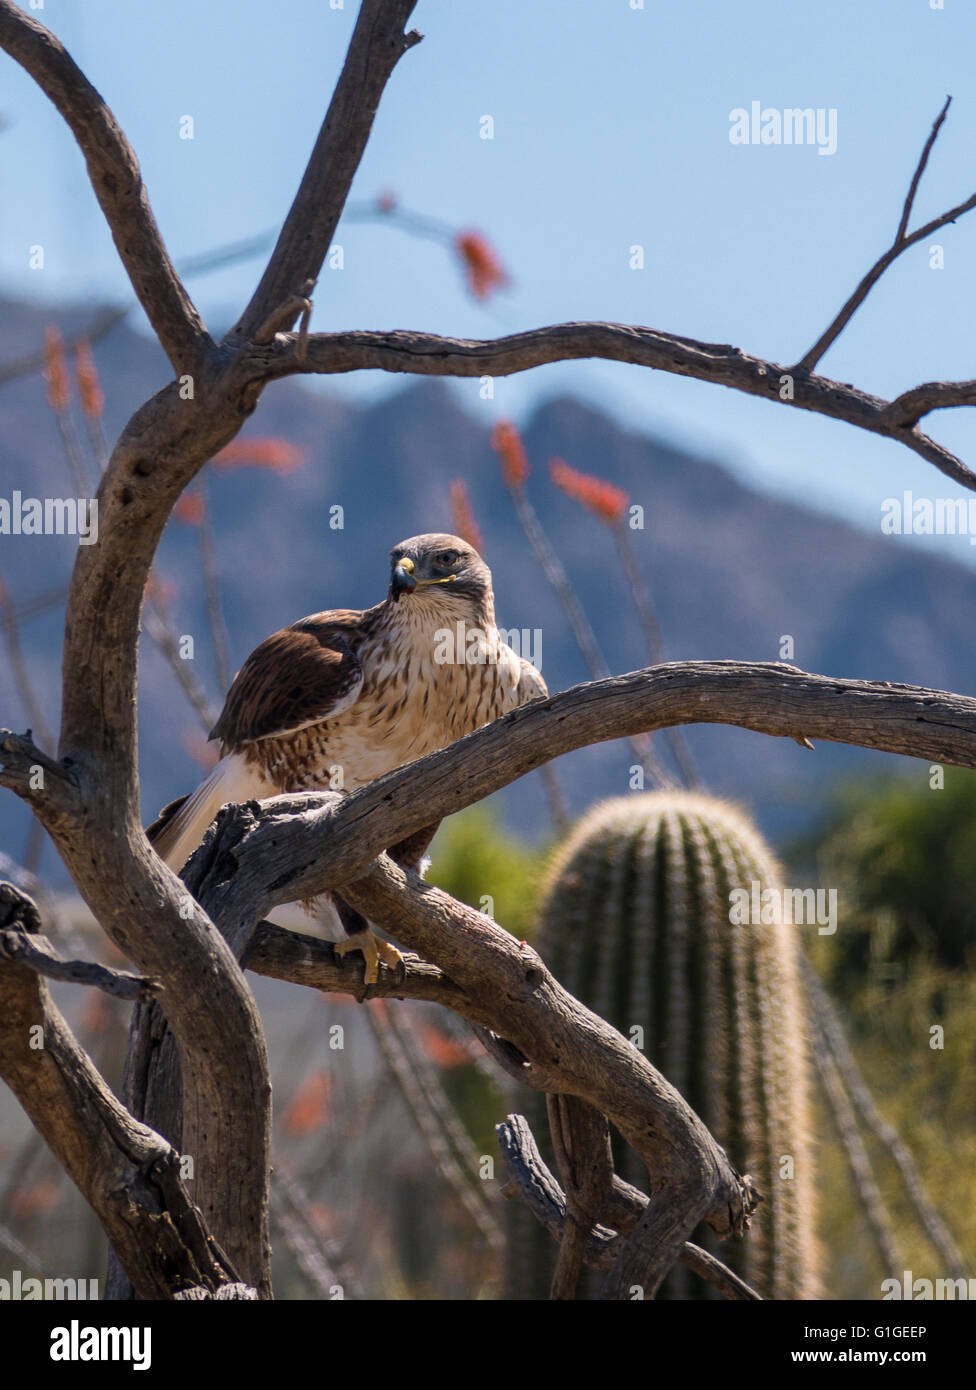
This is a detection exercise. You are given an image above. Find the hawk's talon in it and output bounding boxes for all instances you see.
[334,929,405,987]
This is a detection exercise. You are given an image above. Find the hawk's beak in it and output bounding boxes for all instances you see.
[391,558,417,600]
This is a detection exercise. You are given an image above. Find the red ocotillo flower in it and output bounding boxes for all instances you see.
[213,437,306,474]
[455,230,509,301]
[549,456,628,526]
[43,325,71,413]
[73,337,104,421]
[418,1023,476,1069]
[173,490,205,525]
[10,1182,61,1218]
[490,420,530,488]
[449,478,484,554]
[81,990,113,1036]
[282,1071,332,1136]
[144,574,178,606]
[181,727,220,771]
[376,188,397,214]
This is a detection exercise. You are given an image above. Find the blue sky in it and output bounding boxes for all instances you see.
[3,0,976,561]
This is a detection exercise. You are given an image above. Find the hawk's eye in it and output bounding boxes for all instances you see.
[434,549,460,567]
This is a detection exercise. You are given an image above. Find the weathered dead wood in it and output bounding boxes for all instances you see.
[184,662,976,935]
[546,1096,614,1299]
[2,0,975,1304]
[0,885,247,1299]
[496,1114,761,1301]
[259,323,976,491]
[0,0,424,1299]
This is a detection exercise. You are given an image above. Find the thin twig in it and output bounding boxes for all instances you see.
[797,97,974,372]
[539,762,570,834]
[546,1095,613,1299]
[52,403,94,493]
[269,1163,365,1300]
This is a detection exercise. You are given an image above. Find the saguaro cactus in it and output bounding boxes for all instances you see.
[511,791,818,1299]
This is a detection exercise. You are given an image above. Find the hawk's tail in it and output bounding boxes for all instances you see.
[147,752,276,871]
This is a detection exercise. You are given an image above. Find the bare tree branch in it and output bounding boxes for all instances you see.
[797,97,971,373]
[335,857,762,1287]
[496,1114,762,1300]
[0,884,251,1299]
[885,379,976,428]
[896,97,951,243]
[0,925,158,1001]
[243,918,470,1010]
[231,0,422,343]
[0,1,210,372]
[546,1095,613,1299]
[263,324,976,492]
[0,3,438,1296]
[181,663,976,936]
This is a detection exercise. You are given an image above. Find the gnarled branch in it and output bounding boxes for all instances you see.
[261,323,976,492]
[496,1114,761,1300]
[185,662,976,936]
[797,97,973,373]
[0,884,247,1299]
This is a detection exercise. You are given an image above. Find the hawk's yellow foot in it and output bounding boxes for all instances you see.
[334,929,405,985]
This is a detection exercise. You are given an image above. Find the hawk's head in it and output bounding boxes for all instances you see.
[389,533,492,613]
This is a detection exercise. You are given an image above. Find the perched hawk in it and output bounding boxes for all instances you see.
[148,533,547,980]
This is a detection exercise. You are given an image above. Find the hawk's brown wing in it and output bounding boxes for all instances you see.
[209,609,369,750]
[145,793,190,845]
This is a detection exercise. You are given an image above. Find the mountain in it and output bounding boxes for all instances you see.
[2,294,975,886]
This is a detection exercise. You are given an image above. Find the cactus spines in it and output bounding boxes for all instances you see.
[525,791,818,1300]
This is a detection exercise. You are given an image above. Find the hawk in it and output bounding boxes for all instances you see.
[148,533,547,981]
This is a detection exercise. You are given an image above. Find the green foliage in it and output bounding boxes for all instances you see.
[808,961,976,1298]
[426,804,548,943]
[785,768,976,1297]
[793,767,976,996]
